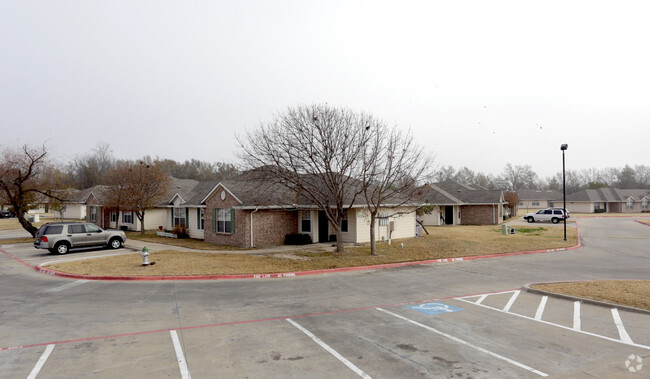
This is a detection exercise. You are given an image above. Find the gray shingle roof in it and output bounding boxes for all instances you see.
[517,189,563,201]
[566,188,650,202]
[417,180,504,205]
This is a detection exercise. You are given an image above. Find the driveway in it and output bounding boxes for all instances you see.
[0,217,648,378]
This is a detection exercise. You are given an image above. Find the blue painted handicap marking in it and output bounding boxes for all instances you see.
[406,302,463,315]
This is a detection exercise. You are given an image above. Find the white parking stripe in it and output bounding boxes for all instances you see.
[573,302,581,331]
[286,318,371,379]
[534,296,548,321]
[611,309,634,344]
[170,330,191,379]
[377,308,548,377]
[476,294,488,304]
[502,290,520,312]
[27,344,55,379]
[45,280,88,293]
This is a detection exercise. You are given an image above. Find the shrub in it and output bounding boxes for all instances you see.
[172,225,189,239]
[285,233,313,245]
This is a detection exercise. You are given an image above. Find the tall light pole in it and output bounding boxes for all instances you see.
[560,144,568,241]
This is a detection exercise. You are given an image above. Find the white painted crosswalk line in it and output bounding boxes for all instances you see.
[573,301,581,331]
[534,296,548,321]
[611,308,634,344]
[502,290,520,312]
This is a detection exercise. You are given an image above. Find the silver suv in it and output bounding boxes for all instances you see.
[524,208,569,224]
[34,222,127,254]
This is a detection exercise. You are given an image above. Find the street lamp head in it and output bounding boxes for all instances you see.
[560,144,568,151]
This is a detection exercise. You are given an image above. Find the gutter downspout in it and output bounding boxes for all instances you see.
[250,208,259,248]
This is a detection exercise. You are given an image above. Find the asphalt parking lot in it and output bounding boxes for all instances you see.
[1,217,649,378]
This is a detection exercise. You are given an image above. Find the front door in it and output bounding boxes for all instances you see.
[445,206,454,225]
[318,211,329,242]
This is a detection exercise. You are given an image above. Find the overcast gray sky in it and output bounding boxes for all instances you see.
[1,1,648,179]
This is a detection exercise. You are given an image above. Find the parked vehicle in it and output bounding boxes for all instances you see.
[524,208,569,224]
[34,222,126,254]
[550,207,570,219]
[0,210,13,218]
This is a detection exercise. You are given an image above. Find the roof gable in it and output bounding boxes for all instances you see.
[202,182,244,205]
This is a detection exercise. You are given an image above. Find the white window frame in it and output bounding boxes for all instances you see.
[301,211,311,233]
[110,211,117,223]
[198,208,205,230]
[90,206,97,222]
[174,207,186,227]
[626,198,634,210]
[217,208,232,234]
[341,211,349,233]
[378,213,389,226]
[123,211,134,224]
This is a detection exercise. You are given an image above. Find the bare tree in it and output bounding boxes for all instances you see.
[104,159,172,235]
[434,165,456,182]
[238,104,374,252]
[453,166,477,185]
[361,126,433,255]
[500,163,538,190]
[0,144,67,236]
[635,165,650,189]
[65,142,115,188]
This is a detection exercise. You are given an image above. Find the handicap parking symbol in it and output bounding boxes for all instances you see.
[406,302,463,316]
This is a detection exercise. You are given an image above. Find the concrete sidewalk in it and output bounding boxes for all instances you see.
[0,229,32,239]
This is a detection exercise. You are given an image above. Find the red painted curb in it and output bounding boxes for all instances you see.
[3,223,582,282]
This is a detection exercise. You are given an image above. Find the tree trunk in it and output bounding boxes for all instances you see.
[137,211,146,235]
[335,228,344,252]
[17,210,38,237]
[369,214,377,255]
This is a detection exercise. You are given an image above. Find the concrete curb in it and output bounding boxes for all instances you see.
[4,223,583,281]
[524,281,650,315]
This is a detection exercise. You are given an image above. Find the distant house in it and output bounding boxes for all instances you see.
[84,179,198,233]
[52,188,93,220]
[517,189,562,211]
[416,180,505,226]
[565,188,650,213]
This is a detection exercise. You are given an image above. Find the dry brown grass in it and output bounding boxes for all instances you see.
[636,219,650,226]
[0,218,48,231]
[532,280,650,311]
[47,225,577,276]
